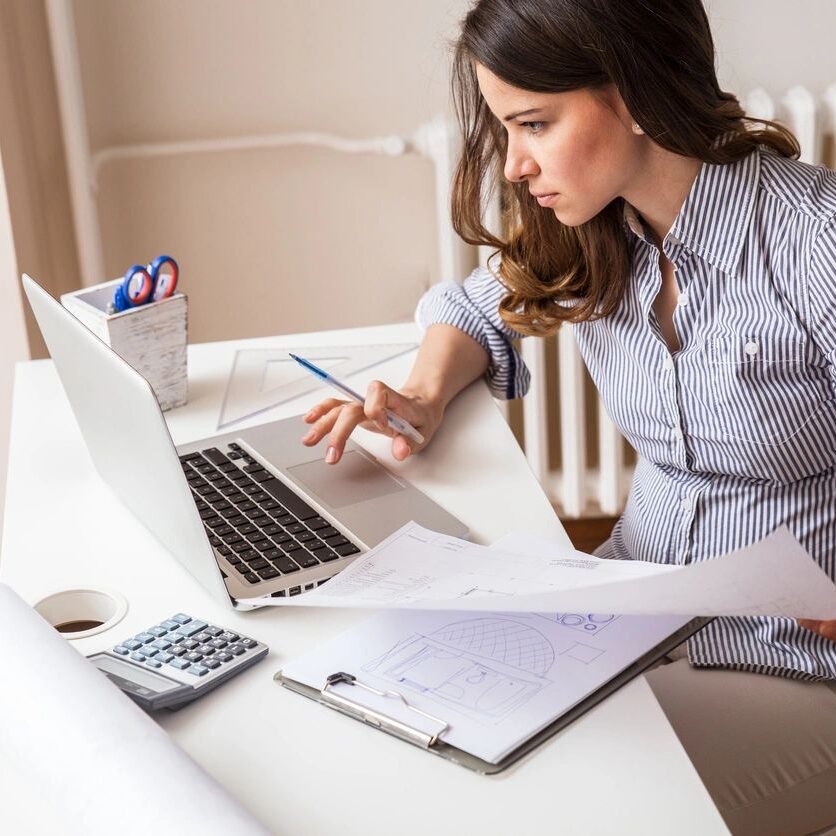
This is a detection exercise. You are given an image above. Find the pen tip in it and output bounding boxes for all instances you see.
[288,353,298,361]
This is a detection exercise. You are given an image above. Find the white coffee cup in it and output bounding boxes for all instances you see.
[33,588,128,639]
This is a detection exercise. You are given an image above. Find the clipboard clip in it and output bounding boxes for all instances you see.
[321,672,450,749]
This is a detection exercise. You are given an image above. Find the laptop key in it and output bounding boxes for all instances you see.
[241,483,262,495]
[260,478,319,521]
[250,471,274,484]
[251,539,273,553]
[307,516,330,530]
[243,572,260,584]
[318,526,340,539]
[272,556,300,574]
[285,523,306,535]
[248,558,269,571]
[258,567,279,580]
[317,548,340,562]
[227,514,246,526]
[261,499,281,511]
[237,501,257,513]
[261,523,282,536]
[238,523,258,536]
[239,549,259,562]
[334,542,362,557]
[296,530,316,542]
[294,551,320,569]
[231,541,252,553]
[271,532,292,545]
[235,563,251,575]
[324,535,350,548]
[202,448,231,466]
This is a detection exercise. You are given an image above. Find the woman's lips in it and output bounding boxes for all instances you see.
[533,193,559,207]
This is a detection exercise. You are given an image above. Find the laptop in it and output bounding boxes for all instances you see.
[21,274,468,609]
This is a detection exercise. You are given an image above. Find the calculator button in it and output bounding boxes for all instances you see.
[160,620,180,631]
[220,631,239,642]
[181,639,199,650]
[188,665,209,677]
[168,645,187,657]
[239,638,257,649]
[135,632,155,644]
[130,652,145,662]
[194,632,211,643]
[151,639,172,651]
[156,652,174,664]
[149,626,168,637]
[184,651,204,663]
[210,639,228,650]
[113,646,129,655]
[196,644,215,656]
[214,652,233,663]
[204,626,223,637]
[142,647,159,658]
[203,659,221,670]
[123,639,142,650]
[169,658,191,670]
[176,620,207,638]
[227,643,246,656]
[165,632,183,644]
[145,659,162,669]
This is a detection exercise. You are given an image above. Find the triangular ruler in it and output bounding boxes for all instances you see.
[218,343,418,429]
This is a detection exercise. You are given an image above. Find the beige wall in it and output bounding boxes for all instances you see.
[72,0,472,343]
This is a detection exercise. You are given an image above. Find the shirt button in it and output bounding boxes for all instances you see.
[680,497,693,512]
[678,291,690,306]
[673,424,684,440]
[663,356,674,371]
[744,340,759,356]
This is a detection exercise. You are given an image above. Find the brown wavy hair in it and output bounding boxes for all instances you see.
[451,0,800,336]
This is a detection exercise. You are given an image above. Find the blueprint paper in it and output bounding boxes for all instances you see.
[280,607,693,764]
[0,584,269,836]
[243,522,836,619]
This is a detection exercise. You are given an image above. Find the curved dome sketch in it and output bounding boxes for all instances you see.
[430,618,554,676]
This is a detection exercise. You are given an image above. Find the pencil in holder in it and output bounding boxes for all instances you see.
[60,278,188,411]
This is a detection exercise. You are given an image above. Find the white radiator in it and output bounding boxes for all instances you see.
[504,84,836,518]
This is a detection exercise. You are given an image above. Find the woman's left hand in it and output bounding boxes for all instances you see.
[797,619,836,642]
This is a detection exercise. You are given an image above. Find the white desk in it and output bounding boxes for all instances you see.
[0,323,727,835]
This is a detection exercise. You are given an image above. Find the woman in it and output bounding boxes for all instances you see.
[301,2,836,831]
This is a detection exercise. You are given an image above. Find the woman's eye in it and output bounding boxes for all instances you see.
[520,121,546,134]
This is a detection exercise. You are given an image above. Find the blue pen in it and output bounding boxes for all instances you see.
[289,353,425,445]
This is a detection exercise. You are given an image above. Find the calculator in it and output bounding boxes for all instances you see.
[87,612,268,711]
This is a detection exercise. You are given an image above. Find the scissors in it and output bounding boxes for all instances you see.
[108,254,179,313]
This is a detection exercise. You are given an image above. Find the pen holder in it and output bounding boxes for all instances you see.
[61,278,188,411]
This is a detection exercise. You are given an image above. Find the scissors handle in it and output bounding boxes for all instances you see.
[109,255,179,313]
[148,254,179,301]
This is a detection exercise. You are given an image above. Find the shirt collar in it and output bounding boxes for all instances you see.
[622,147,761,276]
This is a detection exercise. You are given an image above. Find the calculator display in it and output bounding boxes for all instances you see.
[90,653,182,697]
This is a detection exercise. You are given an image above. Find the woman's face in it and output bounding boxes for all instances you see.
[476,64,645,226]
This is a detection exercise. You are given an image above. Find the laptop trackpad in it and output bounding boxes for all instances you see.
[286,450,404,509]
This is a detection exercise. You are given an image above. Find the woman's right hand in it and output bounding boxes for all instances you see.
[300,380,444,464]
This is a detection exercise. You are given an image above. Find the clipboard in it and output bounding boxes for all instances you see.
[275,616,712,774]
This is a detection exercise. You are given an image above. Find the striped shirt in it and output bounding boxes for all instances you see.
[416,145,836,680]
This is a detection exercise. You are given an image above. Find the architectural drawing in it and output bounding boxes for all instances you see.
[536,612,619,635]
[363,617,555,723]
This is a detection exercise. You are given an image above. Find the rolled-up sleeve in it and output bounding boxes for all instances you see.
[415,267,530,399]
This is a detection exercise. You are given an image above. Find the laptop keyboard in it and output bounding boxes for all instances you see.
[179,442,362,592]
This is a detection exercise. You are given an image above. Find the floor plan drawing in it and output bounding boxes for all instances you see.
[535,612,619,635]
[363,617,555,723]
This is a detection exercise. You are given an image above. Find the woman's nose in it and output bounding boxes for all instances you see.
[504,145,539,183]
